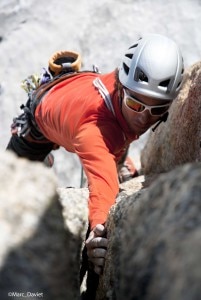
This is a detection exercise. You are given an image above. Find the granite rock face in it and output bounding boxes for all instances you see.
[0,151,88,300]
[1,153,201,300]
[141,61,201,175]
[96,163,201,300]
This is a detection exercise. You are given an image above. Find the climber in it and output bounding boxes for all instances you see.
[6,33,184,275]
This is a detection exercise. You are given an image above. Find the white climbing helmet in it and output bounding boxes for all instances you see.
[119,34,184,100]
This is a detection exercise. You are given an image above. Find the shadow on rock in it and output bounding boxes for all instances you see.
[0,199,82,300]
[96,163,201,300]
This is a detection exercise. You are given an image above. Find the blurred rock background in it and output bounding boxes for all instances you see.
[1,148,200,299]
[0,151,89,300]
[0,0,201,187]
[141,61,201,173]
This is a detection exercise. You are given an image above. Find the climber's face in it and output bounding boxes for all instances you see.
[121,88,171,135]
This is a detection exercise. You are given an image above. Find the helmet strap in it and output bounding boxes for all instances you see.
[152,111,169,132]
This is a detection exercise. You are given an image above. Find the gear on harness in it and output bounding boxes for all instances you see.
[48,50,82,77]
[10,50,101,145]
[7,49,102,168]
[11,71,51,142]
[11,50,84,141]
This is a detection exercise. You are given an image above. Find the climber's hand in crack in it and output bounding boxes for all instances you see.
[86,224,108,275]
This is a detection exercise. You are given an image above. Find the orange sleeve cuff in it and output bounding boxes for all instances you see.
[88,190,118,230]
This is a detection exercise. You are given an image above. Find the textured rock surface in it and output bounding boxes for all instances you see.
[1,153,201,300]
[96,163,201,300]
[58,187,88,237]
[96,176,147,300]
[58,186,89,296]
[0,151,88,300]
[141,62,201,174]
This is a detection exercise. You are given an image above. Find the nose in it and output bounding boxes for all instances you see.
[137,109,152,124]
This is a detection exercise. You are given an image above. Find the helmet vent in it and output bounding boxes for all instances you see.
[159,79,170,87]
[134,68,148,83]
[128,43,138,49]
[139,71,148,82]
[123,62,129,75]
[181,57,184,74]
[176,81,182,89]
[125,53,133,60]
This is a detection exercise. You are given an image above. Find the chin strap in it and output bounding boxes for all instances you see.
[152,111,169,132]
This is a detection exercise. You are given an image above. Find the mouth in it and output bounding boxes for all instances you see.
[132,121,151,131]
[129,120,155,135]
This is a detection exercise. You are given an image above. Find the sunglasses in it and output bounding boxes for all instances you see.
[123,89,170,116]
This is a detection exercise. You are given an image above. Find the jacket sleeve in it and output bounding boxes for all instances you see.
[73,121,125,229]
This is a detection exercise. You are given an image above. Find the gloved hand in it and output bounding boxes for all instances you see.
[85,224,108,275]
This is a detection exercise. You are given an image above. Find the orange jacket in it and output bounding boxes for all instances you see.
[35,71,138,229]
